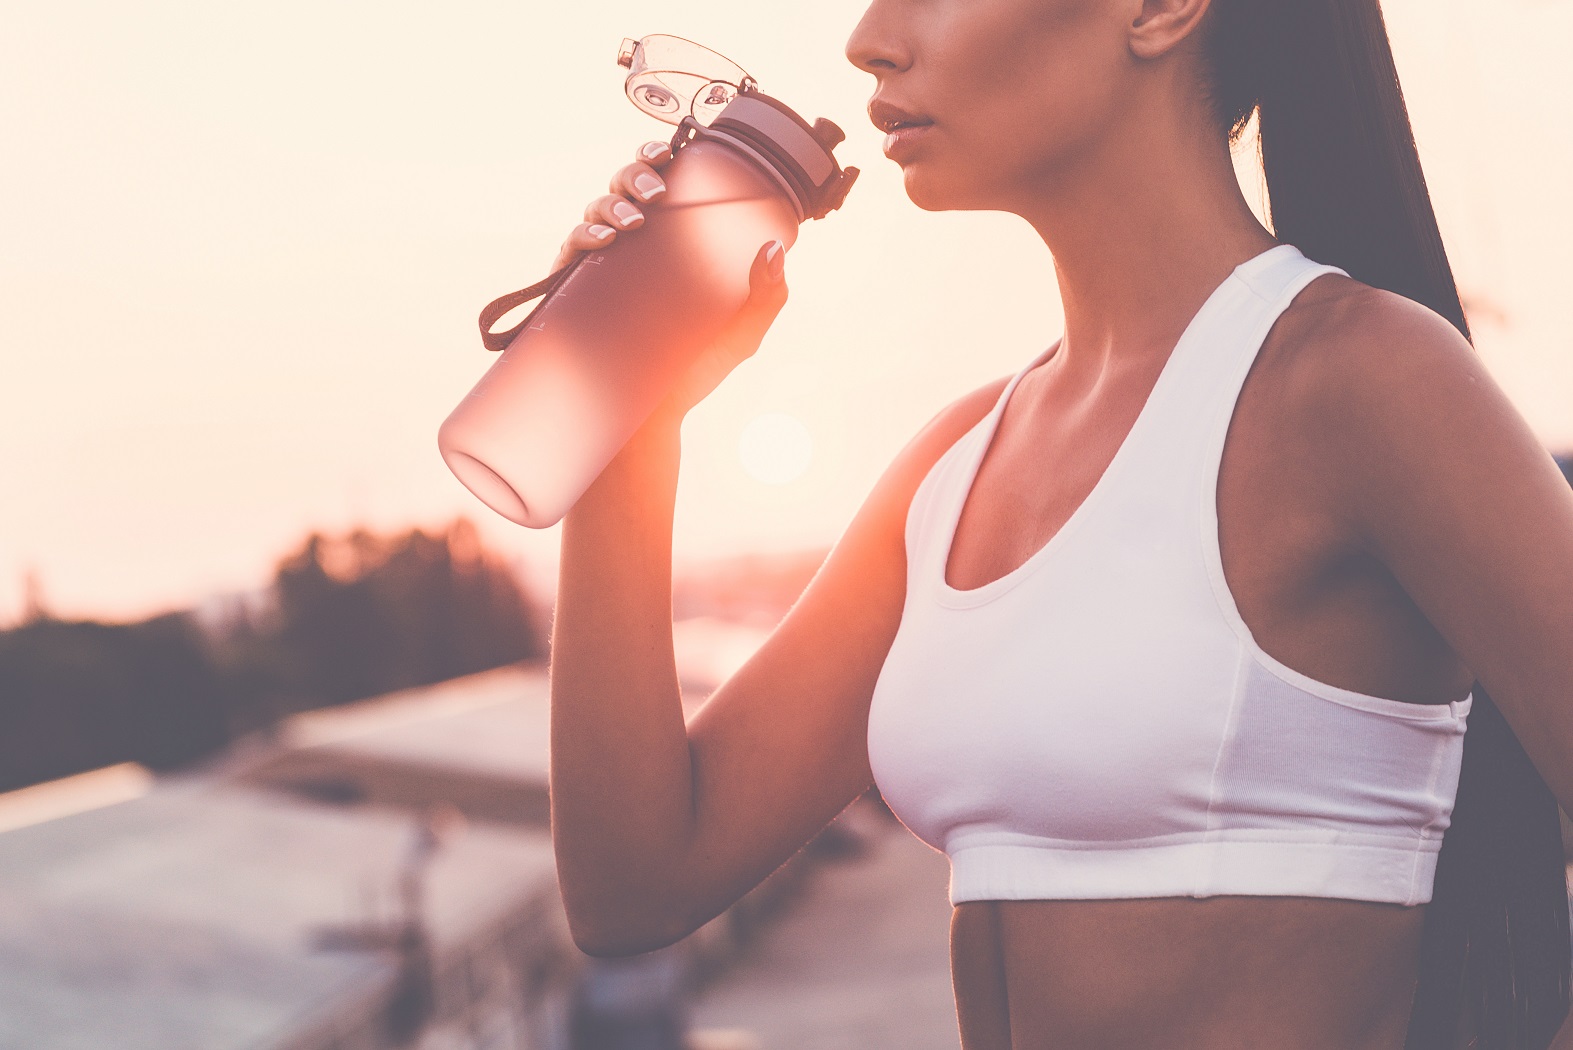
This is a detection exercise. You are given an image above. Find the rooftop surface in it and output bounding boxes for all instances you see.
[0,779,559,1050]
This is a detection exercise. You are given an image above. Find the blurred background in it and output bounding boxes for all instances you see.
[2,0,1570,1048]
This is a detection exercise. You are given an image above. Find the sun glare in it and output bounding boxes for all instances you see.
[738,412,813,486]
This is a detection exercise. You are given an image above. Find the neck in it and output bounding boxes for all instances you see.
[1016,103,1279,370]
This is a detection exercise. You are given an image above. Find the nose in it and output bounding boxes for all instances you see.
[844,2,910,75]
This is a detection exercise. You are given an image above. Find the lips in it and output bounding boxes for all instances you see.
[869,98,935,135]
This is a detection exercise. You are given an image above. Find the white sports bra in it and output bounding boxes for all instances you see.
[866,243,1472,908]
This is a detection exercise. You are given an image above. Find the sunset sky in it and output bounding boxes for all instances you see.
[4,0,1570,624]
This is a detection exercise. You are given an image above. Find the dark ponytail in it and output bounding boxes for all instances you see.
[1200,2,1572,1047]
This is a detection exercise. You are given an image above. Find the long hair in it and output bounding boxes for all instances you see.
[1199,2,1572,1046]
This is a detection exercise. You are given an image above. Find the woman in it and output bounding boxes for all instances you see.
[545,0,1573,1046]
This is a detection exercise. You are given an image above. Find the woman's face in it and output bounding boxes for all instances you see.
[844,0,1148,212]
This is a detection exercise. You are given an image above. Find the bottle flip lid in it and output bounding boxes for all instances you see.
[618,34,859,221]
[476,35,858,355]
[617,34,756,126]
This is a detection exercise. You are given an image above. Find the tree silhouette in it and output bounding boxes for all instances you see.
[0,613,229,792]
[263,518,543,708]
[0,517,545,792]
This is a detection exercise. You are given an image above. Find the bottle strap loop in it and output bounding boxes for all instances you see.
[477,262,575,352]
[477,121,698,353]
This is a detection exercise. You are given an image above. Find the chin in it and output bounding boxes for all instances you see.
[901,167,998,213]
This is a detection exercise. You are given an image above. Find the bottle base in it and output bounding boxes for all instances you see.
[441,449,549,528]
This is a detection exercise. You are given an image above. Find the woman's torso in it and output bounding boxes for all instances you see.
[871,246,1474,1048]
[950,895,1425,1049]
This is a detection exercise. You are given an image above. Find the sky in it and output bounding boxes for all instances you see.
[3,0,1570,624]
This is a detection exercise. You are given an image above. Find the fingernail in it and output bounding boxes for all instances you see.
[640,141,667,161]
[588,224,615,239]
[766,240,785,280]
[633,173,666,200]
[612,200,643,226]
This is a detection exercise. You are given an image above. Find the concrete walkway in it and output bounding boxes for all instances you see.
[688,810,962,1050]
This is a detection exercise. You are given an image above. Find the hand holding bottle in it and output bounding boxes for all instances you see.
[438,35,854,529]
[552,139,791,431]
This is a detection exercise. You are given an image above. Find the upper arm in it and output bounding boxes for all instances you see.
[1300,289,1573,813]
[678,375,1010,930]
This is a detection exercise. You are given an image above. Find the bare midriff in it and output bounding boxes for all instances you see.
[949,895,1427,1050]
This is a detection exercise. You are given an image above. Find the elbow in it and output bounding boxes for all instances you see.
[567,906,695,959]
[555,829,704,956]
[562,885,698,958]
[570,921,689,959]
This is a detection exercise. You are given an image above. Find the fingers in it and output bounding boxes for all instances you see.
[635,139,673,168]
[552,141,674,271]
[553,192,643,270]
[606,142,671,203]
[585,144,670,230]
[581,192,649,231]
[552,221,617,271]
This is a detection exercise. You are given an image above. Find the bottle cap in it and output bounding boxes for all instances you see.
[617,35,859,222]
[617,34,756,127]
[683,91,859,222]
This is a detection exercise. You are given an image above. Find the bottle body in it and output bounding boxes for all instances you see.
[439,138,800,528]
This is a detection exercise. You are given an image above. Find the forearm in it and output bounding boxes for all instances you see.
[548,417,698,955]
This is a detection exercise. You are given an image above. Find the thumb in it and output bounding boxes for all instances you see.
[764,238,787,281]
[751,239,787,290]
[738,239,789,325]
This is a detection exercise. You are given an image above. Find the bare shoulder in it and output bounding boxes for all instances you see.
[1270,277,1504,476]
[1270,274,1484,428]
[906,374,1012,464]
[861,373,1012,537]
[1267,273,1569,561]
[890,375,1011,480]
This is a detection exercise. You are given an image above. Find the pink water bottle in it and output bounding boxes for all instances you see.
[438,34,859,528]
